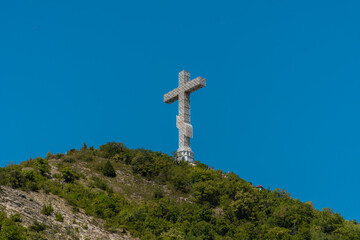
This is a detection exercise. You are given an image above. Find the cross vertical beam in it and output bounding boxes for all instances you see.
[164,70,206,162]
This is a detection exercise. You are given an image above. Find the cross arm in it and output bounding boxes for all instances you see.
[184,77,206,93]
[164,88,179,103]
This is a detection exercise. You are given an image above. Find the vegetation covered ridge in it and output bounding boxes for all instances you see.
[0,142,359,240]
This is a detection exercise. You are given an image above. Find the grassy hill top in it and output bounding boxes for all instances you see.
[0,142,359,240]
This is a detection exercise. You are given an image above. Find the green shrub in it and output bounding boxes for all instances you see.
[90,176,108,191]
[153,187,164,199]
[55,212,64,222]
[28,182,39,192]
[41,204,53,216]
[33,158,50,176]
[99,142,126,158]
[22,169,35,181]
[60,167,77,183]
[160,228,185,240]
[54,153,65,159]
[131,151,157,178]
[67,149,77,155]
[0,220,26,240]
[63,156,75,163]
[45,152,54,160]
[9,169,24,188]
[29,221,46,232]
[169,166,190,193]
[10,213,21,222]
[77,151,94,162]
[192,180,220,207]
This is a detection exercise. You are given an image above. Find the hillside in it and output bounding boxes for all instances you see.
[0,142,359,240]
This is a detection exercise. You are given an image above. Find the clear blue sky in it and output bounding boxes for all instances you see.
[1,1,360,221]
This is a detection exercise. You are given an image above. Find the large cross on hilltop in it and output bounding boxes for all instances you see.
[164,70,206,162]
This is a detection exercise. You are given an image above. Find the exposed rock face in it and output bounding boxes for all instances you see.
[0,186,135,240]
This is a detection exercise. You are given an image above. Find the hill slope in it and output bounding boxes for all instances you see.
[0,142,359,240]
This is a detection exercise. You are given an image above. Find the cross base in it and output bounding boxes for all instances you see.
[176,150,194,163]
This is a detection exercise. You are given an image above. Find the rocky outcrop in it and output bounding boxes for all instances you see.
[0,186,135,240]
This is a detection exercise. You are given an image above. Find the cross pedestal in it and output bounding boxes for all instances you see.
[164,70,206,162]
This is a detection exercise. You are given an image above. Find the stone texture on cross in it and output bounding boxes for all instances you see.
[164,70,206,162]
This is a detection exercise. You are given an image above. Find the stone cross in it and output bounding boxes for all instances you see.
[164,70,206,162]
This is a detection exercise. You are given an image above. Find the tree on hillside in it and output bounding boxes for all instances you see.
[99,142,126,158]
[102,160,116,178]
[60,167,77,183]
[81,142,88,150]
